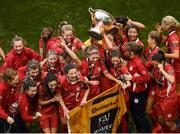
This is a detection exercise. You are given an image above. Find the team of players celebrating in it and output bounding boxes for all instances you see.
[0,14,180,133]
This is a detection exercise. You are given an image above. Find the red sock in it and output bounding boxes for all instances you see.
[61,124,68,133]
[120,115,128,133]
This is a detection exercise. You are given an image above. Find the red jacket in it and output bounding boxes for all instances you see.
[42,37,64,55]
[40,36,84,55]
[127,55,150,92]
[2,47,42,71]
[18,66,47,83]
[0,82,17,120]
[42,60,64,79]
[16,91,38,122]
[38,85,59,117]
[70,37,84,51]
[110,65,129,80]
[18,66,27,81]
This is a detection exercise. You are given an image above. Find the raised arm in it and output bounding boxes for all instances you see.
[59,40,82,67]
[127,18,145,29]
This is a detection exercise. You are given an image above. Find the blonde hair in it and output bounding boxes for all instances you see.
[3,68,17,81]
[148,31,162,45]
[58,21,73,35]
[162,15,179,28]
[11,35,27,47]
[176,23,180,37]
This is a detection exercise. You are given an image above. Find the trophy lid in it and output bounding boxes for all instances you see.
[89,7,115,25]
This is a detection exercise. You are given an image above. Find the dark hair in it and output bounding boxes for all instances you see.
[84,45,99,58]
[152,50,166,63]
[110,50,121,58]
[126,42,143,55]
[148,31,162,45]
[64,63,77,74]
[126,25,139,39]
[26,59,41,80]
[115,16,128,25]
[59,51,69,59]
[22,77,36,91]
[40,27,53,41]
[27,59,41,73]
[44,72,57,97]
[3,68,17,81]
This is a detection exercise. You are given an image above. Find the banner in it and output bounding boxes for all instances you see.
[69,84,127,133]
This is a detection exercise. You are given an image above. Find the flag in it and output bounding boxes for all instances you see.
[68,84,127,133]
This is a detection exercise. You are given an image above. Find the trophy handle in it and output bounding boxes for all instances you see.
[88,7,95,14]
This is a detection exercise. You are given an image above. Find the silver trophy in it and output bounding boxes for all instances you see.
[88,7,116,40]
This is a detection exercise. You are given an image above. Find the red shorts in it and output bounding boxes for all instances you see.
[156,98,178,121]
[100,76,113,93]
[39,115,59,129]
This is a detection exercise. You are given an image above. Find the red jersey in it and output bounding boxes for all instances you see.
[110,65,129,81]
[59,74,87,110]
[80,59,107,81]
[109,65,129,88]
[144,46,160,70]
[152,63,177,101]
[18,65,47,82]
[42,60,64,79]
[18,66,27,81]
[45,37,64,55]
[80,59,108,98]
[2,47,42,71]
[42,36,84,55]
[121,38,144,59]
[127,55,150,92]
[122,31,128,44]
[38,85,59,117]
[0,82,18,120]
[16,91,38,122]
[166,31,180,82]
[70,37,84,51]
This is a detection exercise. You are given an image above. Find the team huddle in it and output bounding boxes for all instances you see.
[0,14,179,133]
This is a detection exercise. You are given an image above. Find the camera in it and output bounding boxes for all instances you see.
[11,102,18,109]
